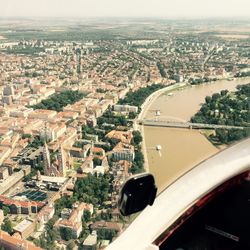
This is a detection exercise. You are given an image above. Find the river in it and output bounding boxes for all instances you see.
[143,77,250,193]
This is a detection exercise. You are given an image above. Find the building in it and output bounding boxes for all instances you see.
[91,147,105,159]
[3,85,15,96]
[28,109,57,121]
[55,202,93,238]
[112,160,132,207]
[57,146,66,177]
[21,147,43,168]
[37,204,55,227]
[43,144,66,177]
[111,142,135,162]
[0,196,44,215]
[2,95,13,105]
[99,240,111,249]
[82,231,97,250]
[2,85,15,105]
[61,208,72,219]
[0,167,9,180]
[9,107,33,118]
[40,122,66,142]
[113,104,138,113]
[105,130,133,145]
[86,116,97,128]
[43,143,51,176]
[85,133,98,142]
[77,156,94,175]
[0,230,42,250]
[0,166,31,195]
[101,156,110,172]
[173,74,184,83]
[57,111,79,120]
[0,210,4,226]
[90,221,122,235]
[93,165,105,175]
[0,146,12,165]
[13,219,35,239]
[69,147,86,158]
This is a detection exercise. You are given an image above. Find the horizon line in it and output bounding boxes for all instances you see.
[0,15,250,20]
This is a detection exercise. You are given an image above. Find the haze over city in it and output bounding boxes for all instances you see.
[1,0,250,18]
[0,0,250,249]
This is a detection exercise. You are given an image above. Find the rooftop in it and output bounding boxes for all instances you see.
[14,219,33,233]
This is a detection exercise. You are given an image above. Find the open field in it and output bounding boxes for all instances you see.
[214,34,250,40]
[214,26,250,33]
[0,35,6,40]
[48,29,66,32]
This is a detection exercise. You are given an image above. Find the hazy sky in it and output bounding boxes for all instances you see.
[1,0,250,18]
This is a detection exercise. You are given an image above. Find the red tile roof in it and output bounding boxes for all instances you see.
[0,230,42,250]
[0,195,45,209]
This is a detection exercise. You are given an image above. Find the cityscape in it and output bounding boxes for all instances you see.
[0,11,249,250]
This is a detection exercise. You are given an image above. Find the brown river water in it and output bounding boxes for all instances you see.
[143,77,250,192]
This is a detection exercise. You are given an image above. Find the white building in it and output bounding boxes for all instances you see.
[113,104,138,113]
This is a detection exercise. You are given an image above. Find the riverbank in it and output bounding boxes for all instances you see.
[136,82,187,173]
[141,77,250,192]
[137,82,187,121]
[191,83,250,146]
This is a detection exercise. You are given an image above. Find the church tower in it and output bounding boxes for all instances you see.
[43,143,51,176]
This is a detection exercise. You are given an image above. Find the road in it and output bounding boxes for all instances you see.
[141,119,245,130]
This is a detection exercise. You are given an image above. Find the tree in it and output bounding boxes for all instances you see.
[128,112,137,119]
[157,62,167,78]
[1,218,13,235]
[215,129,228,144]
[134,151,144,166]
[192,84,250,145]
[31,90,87,112]
[66,240,76,250]
[97,228,117,241]
[93,157,102,167]
[74,173,112,207]
[228,129,245,142]
[212,93,221,102]
[118,116,127,126]
[35,232,49,249]
[220,90,228,96]
[2,205,10,216]
[60,227,76,241]
[132,131,142,145]
[55,197,74,216]
[22,134,32,139]
[118,84,164,107]
[83,210,91,223]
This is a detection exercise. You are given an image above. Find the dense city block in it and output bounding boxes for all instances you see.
[0,18,249,249]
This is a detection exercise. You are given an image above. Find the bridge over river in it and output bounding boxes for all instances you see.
[139,119,246,130]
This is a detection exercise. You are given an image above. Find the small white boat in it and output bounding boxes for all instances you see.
[155,110,161,116]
